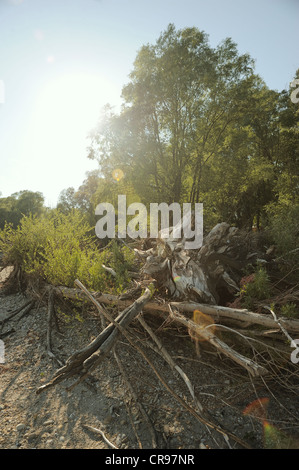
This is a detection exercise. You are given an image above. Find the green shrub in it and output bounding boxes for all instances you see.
[239,266,272,309]
[280,303,298,319]
[0,210,135,293]
[265,203,299,260]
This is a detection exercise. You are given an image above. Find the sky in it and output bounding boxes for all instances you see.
[0,0,298,208]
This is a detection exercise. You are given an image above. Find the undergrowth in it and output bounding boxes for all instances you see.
[0,210,135,293]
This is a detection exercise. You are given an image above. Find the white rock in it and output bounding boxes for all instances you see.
[16,423,25,432]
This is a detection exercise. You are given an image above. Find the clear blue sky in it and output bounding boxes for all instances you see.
[0,0,298,207]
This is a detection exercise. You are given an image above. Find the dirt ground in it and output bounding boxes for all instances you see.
[1,265,299,450]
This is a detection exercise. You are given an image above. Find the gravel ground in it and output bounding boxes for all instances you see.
[1,265,299,450]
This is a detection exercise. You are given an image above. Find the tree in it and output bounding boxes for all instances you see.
[87,25,298,231]
[0,190,45,229]
[88,25,258,209]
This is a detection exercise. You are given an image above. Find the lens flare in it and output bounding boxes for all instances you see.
[243,398,299,448]
[112,168,124,182]
[243,397,269,421]
[47,55,55,64]
[263,420,298,449]
[173,275,181,283]
[189,310,216,342]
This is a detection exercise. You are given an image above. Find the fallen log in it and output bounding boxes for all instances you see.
[53,286,299,334]
[168,305,269,377]
[141,222,251,304]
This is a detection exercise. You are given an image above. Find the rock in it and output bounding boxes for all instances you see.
[27,432,39,443]
[16,423,25,432]
[43,419,54,426]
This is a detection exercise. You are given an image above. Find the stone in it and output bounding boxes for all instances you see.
[16,423,25,432]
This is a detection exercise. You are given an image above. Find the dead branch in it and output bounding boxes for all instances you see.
[113,347,158,449]
[82,424,118,449]
[74,279,107,330]
[0,300,35,327]
[39,282,251,448]
[102,264,117,277]
[36,285,153,394]
[53,286,299,335]
[169,302,299,334]
[168,305,269,377]
[138,314,204,413]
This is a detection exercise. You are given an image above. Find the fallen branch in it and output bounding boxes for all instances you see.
[168,305,269,378]
[82,424,118,449]
[53,286,299,334]
[74,279,107,330]
[169,302,299,334]
[36,284,152,394]
[41,283,251,448]
[138,314,204,413]
[113,347,158,449]
[0,300,35,326]
[102,264,117,278]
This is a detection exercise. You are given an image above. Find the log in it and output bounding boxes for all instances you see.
[168,306,269,377]
[141,222,249,304]
[53,287,299,334]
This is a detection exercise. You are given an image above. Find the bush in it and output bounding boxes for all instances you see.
[280,303,298,319]
[0,210,135,292]
[265,203,299,261]
[239,266,272,310]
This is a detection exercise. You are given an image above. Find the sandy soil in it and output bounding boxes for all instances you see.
[1,265,299,450]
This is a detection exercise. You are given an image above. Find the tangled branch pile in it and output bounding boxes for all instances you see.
[1,216,298,449]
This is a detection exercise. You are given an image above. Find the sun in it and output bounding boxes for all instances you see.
[32,72,112,137]
[21,72,117,202]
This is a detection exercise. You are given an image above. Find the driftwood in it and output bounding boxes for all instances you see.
[140,222,249,304]
[168,305,268,377]
[36,285,153,394]
[54,286,299,334]
[49,283,299,379]
[37,281,254,447]
[0,300,35,327]
[82,424,118,449]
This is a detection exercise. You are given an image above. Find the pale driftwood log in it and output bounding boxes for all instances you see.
[141,222,247,304]
[53,286,299,335]
[169,302,299,334]
[48,284,251,448]
[168,305,269,377]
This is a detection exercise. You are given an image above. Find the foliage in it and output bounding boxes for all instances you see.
[0,190,45,229]
[87,25,298,234]
[280,303,298,319]
[0,210,135,292]
[239,267,272,310]
[265,202,299,261]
